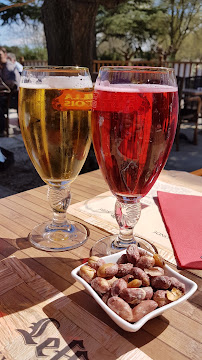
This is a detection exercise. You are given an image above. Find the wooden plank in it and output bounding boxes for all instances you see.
[0,257,152,360]
[0,236,201,360]
[0,170,201,360]
[0,197,50,223]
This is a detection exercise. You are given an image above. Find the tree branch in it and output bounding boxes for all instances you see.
[0,0,36,13]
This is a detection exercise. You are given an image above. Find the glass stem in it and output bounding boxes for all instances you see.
[114,198,141,247]
[47,185,72,229]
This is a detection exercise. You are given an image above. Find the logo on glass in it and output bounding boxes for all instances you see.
[52,90,93,111]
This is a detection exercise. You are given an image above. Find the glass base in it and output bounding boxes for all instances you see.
[29,220,89,252]
[90,234,158,257]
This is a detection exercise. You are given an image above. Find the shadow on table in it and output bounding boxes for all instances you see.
[0,235,198,356]
[178,268,202,308]
[0,236,81,314]
[68,289,169,348]
[43,294,170,359]
[1,236,169,341]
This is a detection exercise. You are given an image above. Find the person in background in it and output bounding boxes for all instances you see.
[19,56,24,67]
[0,47,20,136]
[7,52,23,75]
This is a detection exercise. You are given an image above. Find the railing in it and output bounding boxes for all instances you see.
[165,61,202,78]
[93,59,158,73]
[93,60,202,78]
[22,59,202,79]
[24,60,48,67]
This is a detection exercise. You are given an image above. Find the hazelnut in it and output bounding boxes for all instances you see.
[88,256,105,270]
[79,265,96,283]
[127,279,142,288]
[144,266,165,277]
[91,277,111,294]
[97,263,118,278]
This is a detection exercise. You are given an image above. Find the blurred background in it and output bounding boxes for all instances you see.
[0,0,201,198]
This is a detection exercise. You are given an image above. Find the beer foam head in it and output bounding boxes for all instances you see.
[20,75,92,89]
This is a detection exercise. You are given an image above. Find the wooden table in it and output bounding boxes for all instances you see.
[0,169,201,360]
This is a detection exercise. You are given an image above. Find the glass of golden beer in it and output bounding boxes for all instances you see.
[19,66,93,251]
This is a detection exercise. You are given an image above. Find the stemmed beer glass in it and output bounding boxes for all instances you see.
[19,66,93,251]
[90,66,178,256]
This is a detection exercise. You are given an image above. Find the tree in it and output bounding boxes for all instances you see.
[0,0,42,25]
[96,0,201,62]
[175,27,202,61]
[1,1,127,72]
[1,0,201,66]
[3,44,47,60]
[0,1,45,60]
[155,0,201,60]
[96,1,159,61]
[41,0,127,73]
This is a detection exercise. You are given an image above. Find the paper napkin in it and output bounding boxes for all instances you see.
[157,191,202,269]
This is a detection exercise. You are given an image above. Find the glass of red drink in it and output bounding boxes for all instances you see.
[90,66,178,256]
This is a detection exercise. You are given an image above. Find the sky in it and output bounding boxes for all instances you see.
[0,0,22,46]
[1,22,25,46]
[0,20,45,48]
[0,0,44,48]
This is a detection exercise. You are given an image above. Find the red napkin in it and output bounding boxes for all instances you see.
[157,191,202,269]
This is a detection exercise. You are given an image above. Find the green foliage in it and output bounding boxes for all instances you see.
[176,28,202,61]
[1,0,201,62]
[98,50,123,61]
[0,1,47,61]
[0,0,42,25]
[21,45,47,60]
[96,1,159,60]
[96,0,201,61]
[154,0,201,59]
[2,44,47,60]
[3,45,21,58]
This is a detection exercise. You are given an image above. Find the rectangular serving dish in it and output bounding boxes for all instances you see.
[71,250,198,332]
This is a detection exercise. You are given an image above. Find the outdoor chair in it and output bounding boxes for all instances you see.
[185,76,202,90]
[0,91,10,137]
[175,76,202,151]
[1,89,18,137]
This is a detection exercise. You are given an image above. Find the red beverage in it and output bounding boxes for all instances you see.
[92,84,178,200]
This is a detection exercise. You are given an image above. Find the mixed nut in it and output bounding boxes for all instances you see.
[79,244,185,323]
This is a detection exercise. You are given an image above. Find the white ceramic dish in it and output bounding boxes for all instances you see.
[71,250,198,332]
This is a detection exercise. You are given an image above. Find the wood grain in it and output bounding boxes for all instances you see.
[0,256,151,360]
[0,169,201,360]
